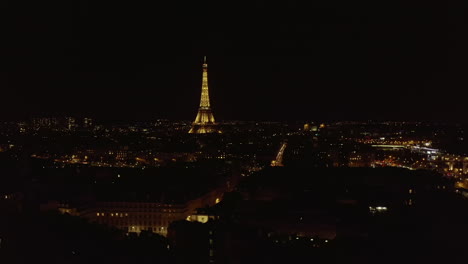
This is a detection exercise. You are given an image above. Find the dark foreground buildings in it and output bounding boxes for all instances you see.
[167,167,466,264]
[1,144,468,263]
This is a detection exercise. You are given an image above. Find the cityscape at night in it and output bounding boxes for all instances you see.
[2,1,468,264]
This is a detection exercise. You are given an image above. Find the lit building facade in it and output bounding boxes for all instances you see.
[80,187,225,236]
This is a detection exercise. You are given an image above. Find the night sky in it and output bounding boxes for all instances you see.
[2,1,467,122]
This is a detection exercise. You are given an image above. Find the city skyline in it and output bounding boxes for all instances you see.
[3,2,467,122]
[3,2,468,263]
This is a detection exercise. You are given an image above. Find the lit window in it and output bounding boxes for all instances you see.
[369,206,388,213]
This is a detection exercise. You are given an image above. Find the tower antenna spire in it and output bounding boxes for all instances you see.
[204,56,206,64]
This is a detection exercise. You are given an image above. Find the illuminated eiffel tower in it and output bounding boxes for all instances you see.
[189,57,221,134]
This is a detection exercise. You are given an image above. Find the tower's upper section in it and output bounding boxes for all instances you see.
[199,56,211,109]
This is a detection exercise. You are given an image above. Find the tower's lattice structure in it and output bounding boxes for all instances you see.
[189,57,221,134]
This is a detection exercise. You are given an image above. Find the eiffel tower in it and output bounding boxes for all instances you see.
[189,57,221,134]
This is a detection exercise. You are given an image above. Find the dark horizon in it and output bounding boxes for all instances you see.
[2,1,467,122]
